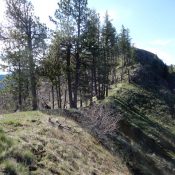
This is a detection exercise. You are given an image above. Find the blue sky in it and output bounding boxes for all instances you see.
[0,0,175,73]
[88,0,175,65]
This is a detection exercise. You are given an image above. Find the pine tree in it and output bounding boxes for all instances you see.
[118,25,132,82]
[100,12,117,98]
[2,0,47,110]
[81,9,100,103]
[52,0,88,108]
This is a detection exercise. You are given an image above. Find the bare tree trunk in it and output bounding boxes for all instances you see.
[74,52,80,108]
[55,83,59,109]
[64,89,67,109]
[51,84,54,109]
[58,80,62,108]
[97,80,101,100]
[66,44,74,108]
[89,68,94,105]
[79,90,83,108]
[18,62,22,110]
[27,19,37,110]
[73,4,81,109]
[105,84,108,97]
[92,56,97,96]
[127,69,130,83]
[121,55,124,82]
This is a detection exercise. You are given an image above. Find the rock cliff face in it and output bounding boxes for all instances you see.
[132,49,170,89]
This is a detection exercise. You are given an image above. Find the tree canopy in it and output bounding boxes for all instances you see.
[0,0,135,110]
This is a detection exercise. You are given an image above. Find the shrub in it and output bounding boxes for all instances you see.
[4,160,29,175]
[82,104,122,136]
[4,161,17,175]
[0,128,13,154]
[11,149,35,165]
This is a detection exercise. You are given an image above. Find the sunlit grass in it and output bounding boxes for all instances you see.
[0,111,128,175]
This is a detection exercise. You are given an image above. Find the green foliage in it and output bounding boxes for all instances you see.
[11,149,35,166]
[0,0,136,110]
[168,64,175,73]
[0,126,35,174]
[4,160,29,175]
[101,82,175,175]
[1,0,48,110]
[0,111,128,174]
[4,161,18,175]
[0,128,13,155]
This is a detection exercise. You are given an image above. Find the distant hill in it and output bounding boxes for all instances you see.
[133,48,169,87]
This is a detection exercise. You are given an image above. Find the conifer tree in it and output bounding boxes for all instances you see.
[100,12,117,98]
[1,0,47,110]
[53,0,88,108]
[118,25,132,82]
[81,9,100,103]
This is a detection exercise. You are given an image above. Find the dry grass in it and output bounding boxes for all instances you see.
[0,111,129,175]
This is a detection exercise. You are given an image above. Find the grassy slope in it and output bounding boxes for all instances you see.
[1,49,175,175]
[0,86,174,175]
[105,83,175,175]
[0,111,129,175]
[102,49,175,174]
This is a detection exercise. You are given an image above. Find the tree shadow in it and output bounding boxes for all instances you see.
[41,106,175,175]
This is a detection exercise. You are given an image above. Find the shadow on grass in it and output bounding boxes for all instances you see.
[41,105,175,175]
[113,97,175,145]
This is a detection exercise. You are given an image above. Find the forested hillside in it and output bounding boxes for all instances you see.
[0,0,135,111]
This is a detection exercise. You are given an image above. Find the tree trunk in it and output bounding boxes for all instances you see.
[74,52,80,108]
[51,84,54,109]
[18,62,22,110]
[58,80,62,108]
[90,68,94,105]
[64,89,67,109]
[55,83,59,109]
[27,20,37,110]
[80,90,83,108]
[127,69,130,83]
[73,4,81,109]
[105,84,108,97]
[66,44,74,108]
[92,56,98,96]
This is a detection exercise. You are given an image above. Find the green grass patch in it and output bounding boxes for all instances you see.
[11,149,35,166]
[0,128,13,155]
[3,160,29,175]
[0,111,129,175]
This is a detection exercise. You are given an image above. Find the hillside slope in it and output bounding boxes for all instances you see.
[0,111,129,175]
[100,49,175,175]
[0,49,175,175]
[104,83,175,175]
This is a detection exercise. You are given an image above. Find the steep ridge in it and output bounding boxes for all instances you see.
[105,83,175,175]
[101,49,175,175]
[66,49,175,174]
